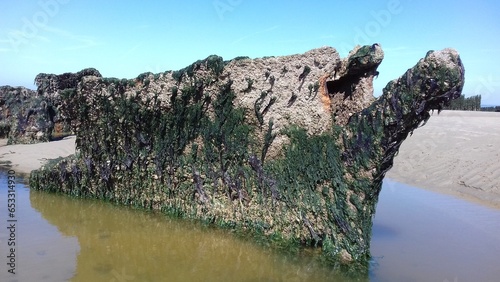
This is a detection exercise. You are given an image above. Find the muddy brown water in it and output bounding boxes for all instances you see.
[0,171,349,282]
[1,172,500,281]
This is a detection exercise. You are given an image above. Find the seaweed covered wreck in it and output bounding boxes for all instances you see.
[29,45,464,269]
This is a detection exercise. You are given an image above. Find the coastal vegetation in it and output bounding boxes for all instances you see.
[444,94,481,111]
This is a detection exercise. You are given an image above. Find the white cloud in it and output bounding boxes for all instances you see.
[42,25,101,51]
[231,25,280,45]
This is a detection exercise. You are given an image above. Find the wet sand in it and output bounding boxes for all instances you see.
[386,110,500,209]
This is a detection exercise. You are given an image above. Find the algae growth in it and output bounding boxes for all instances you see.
[29,46,464,271]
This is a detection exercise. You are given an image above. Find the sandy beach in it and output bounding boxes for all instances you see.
[386,110,500,209]
[1,110,499,208]
[0,136,76,176]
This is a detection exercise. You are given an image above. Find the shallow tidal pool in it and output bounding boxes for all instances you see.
[370,179,500,281]
[0,171,348,282]
[1,171,500,281]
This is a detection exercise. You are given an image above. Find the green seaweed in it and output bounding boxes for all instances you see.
[299,66,311,80]
[28,47,465,274]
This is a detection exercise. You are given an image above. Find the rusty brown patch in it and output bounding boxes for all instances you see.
[319,74,332,112]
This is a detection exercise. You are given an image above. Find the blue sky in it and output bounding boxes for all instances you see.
[1,0,500,105]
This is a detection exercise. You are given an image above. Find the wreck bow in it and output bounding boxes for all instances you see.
[29,46,465,269]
